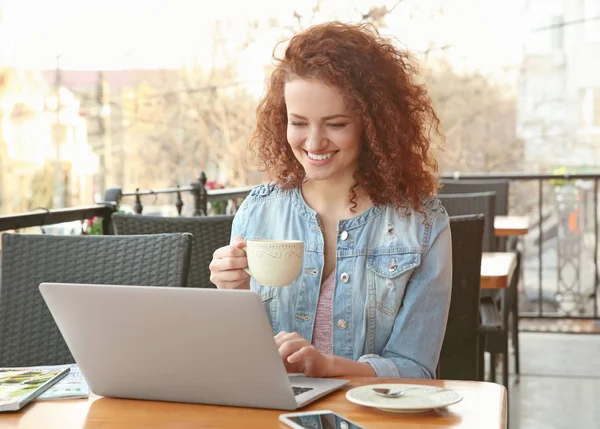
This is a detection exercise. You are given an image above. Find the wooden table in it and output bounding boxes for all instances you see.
[481,252,517,289]
[494,215,529,237]
[1,377,506,429]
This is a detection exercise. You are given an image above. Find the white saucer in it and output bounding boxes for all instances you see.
[345,383,463,413]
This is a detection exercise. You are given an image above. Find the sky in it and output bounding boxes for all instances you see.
[0,0,528,83]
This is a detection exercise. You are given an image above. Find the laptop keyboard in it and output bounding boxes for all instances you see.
[292,386,314,396]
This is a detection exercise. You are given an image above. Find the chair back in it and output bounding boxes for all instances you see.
[439,179,509,216]
[0,233,192,366]
[112,213,233,288]
[438,214,484,381]
[438,191,496,252]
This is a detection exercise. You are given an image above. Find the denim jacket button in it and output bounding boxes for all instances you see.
[340,230,349,241]
[337,319,348,329]
[340,273,350,283]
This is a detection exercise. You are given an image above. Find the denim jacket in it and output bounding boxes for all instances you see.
[231,183,452,378]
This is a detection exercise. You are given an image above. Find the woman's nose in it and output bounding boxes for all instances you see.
[305,127,327,151]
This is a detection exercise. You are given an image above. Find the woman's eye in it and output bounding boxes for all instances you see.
[289,121,307,127]
[327,123,348,128]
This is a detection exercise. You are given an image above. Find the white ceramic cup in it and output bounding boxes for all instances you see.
[242,239,304,286]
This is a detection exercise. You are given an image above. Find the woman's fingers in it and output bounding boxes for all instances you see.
[274,331,302,348]
[210,255,248,272]
[209,241,250,289]
[287,345,315,364]
[212,244,247,260]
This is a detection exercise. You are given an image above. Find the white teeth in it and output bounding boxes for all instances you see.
[307,152,334,161]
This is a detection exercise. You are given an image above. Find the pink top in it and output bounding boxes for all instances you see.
[312,269,335,355]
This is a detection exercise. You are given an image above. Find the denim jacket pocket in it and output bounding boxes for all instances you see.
[367,253,421,316]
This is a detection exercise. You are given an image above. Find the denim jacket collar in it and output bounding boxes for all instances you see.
[291,186,384,230]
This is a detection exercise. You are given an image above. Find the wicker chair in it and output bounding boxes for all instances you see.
[438,192,496,252]
[438,214,501,381]
[439,190,521,387]
[111,213,234,288]
[0,233,192,367]
[440,179,509,217]
[439,179,521,381]
[439,179,516,252]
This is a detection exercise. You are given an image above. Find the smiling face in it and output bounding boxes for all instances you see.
[284,78,362,184]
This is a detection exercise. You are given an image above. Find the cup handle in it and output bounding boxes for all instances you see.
[241,246,251,276]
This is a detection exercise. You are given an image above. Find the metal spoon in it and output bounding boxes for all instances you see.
[372,387,407,398]
[372,387,454,398]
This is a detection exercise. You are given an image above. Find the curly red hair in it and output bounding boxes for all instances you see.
[249,21,441,212]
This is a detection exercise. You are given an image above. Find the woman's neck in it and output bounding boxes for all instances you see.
[301,177,372,219]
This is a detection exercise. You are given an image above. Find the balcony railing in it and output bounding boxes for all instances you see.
[0,204,117,235]
[1,171,599,332]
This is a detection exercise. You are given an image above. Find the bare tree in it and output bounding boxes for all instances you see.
[121,23,260,191]
[354,0,404,27]
[423,59,524,173]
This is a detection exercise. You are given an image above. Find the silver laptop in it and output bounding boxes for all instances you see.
[39,283,348,410]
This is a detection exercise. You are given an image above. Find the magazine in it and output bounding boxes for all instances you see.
[37,364,89,400]
[0,366,70,412]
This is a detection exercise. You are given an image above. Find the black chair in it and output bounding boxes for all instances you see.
[438,215,501,381]
[439,184,521,384]
[440,179,509,217]
[438,192,496,252]
[111,213,234,288]
[440,178,515,252]
[0,233,193,367]
[438,191,514,391]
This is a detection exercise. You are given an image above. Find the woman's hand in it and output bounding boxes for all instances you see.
[209,236,251,289]
[274,331,333,378]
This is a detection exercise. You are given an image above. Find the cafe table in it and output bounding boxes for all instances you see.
[494,215,529,237]
[480,252,517,290]
[1,377,507,429]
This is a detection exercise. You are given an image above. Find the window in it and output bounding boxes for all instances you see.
[525,0,565,53]
[550,15,563,50]
[582,87,600,128]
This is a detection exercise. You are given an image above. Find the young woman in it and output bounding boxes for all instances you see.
[209,21,451,379]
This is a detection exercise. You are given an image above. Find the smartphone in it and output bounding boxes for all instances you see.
[279,410,365,429]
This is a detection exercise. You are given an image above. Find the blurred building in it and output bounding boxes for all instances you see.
[518,0,600,171]
[41,69,181,198]
[0,69,97,213]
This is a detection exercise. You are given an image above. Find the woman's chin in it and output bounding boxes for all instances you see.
[303,169,354,184]
[303,169,334,182]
